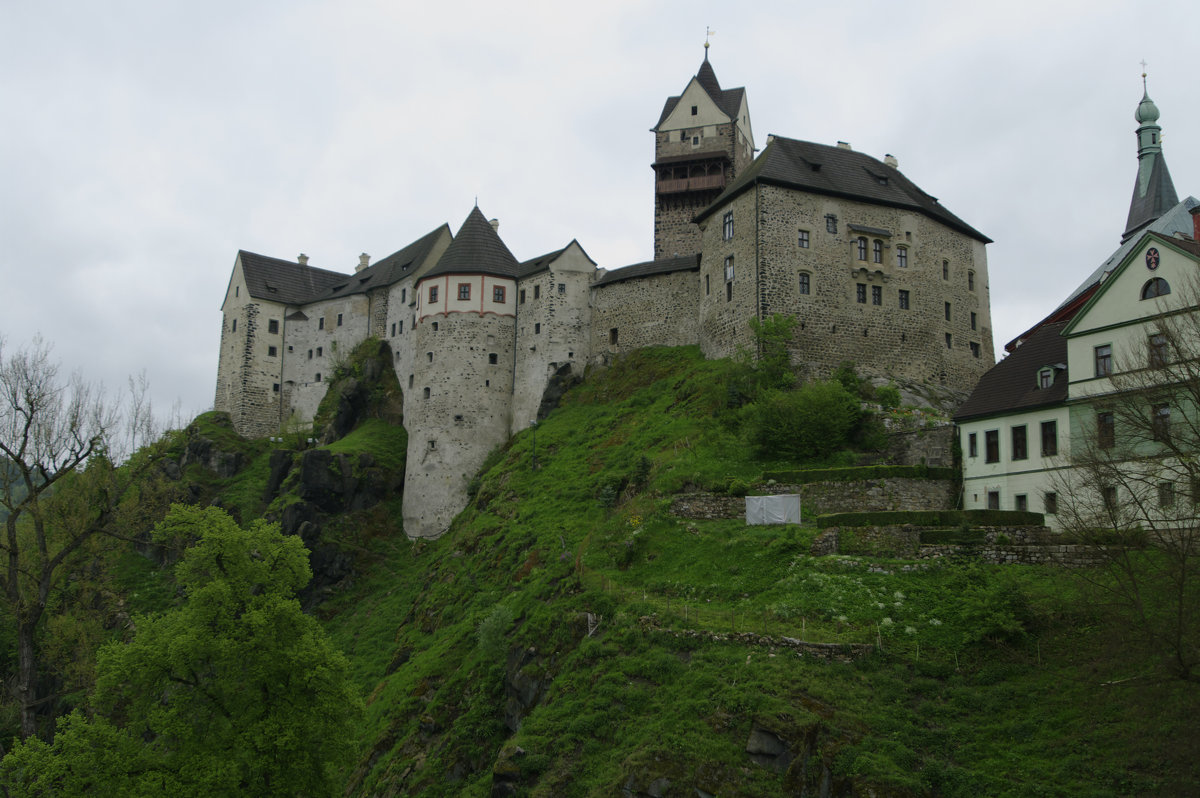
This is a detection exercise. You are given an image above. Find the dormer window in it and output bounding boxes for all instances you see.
[1037,368,1054,389]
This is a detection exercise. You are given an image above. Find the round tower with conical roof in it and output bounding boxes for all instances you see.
[403,207,519,538]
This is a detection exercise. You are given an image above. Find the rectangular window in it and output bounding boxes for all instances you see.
[427,352,433,363]
[1015,494,1028,512]
[401,288,407,303]
[458,283,471,300]
[1159,481,1175,509]
[316,347,322,357]
[1044,492,1058,515]
[273,383,279,393]
[872,240,883,263]
[985,430,999,463]
[726,282,732,302]
[968,432,977,458]
[825,214,837,234]
[1097,411,1115,449]
[968,270,976,291]
[1102,485,1118,513]
[391,322,396,336]
[520,289,526,304]
[705,274,710,295]
[897,247,907,268]
[319,317,326,330]
[987,490,1000,510]
[609,328,618,345]
[1041,420,1057,456]
[1094,344,1112,377]
[268,319,279,334]
[534,323,541,334]
[970,341,981,358]
[724,256,734,282]
[337,313,343,326]
[942,260,949,280]
[945,333,953,349]
[944,302,951,321]
[722,211,734,240]
[534,285,541,299]
[871,285,881,305]
[307,349,313,360]
[856,284,867,303]
[429,286,439,303]
[398,321,403,334]
[315,372,322,382]
[898,289,909,310]
[488,353,498,365]
[1153,403,1171,442]
[798,273,810,295]
[856,237,867,260]
[493,286,506,303]
[558,283,565,295]
[798,230,810,248]
[970,312,977,331]
[1149,333,1168,368]
[1011,425,1027,460]
[268,346,277,357]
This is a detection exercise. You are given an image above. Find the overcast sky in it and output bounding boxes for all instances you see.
[3,0,1198,423]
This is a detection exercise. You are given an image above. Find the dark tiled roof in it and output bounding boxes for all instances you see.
[954,322,1068,422]
[238,251,347,305]
[421,207,521,282]
[593,254,700,287]
[655,58,746,128]
[518,246,567,279]
[311,225,450,301]
[695,136,990,243]
[1123,153,1179,242]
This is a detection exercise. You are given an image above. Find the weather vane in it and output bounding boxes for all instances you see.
[705,27,715,52]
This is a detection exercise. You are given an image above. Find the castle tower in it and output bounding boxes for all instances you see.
[652,49,754,259]
[403,207,520,539]
[1122,74,1179,242]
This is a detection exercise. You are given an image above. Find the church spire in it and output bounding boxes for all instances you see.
[1122,70,1179,242]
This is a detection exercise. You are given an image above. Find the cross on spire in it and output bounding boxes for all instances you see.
[704,27,715,58]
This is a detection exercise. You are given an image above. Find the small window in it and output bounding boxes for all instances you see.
[856,284,867,304]
[535,323,541,334]
[798,273,810,295]
[316,346,323,357]
[307,349,313,360]
[268,346,277,357]
[1159,481,1176,508]
[408,375,414,388]
[423,387,430,399]
[458,283,471,301]
[398,321,403,334]
[856,237,867,261]
[945,333,952,349]
[428,440,436,450]
[488,353,498,365]
[1041,420,1057,456]
[534,285,541,299]
[724,256,734,282]
[402,288,407,303]
[391,322,396,336]
[705,274,710,295]
[494,286,506,303]
[726,282,732,302]
[897,246,907,268]
[272,383,279,393]
[318,317,324,330]
[427,352,433,363]
[1098,411,1115,449]
[432,322,438,331]
[899,289,910,310]
[798,230,810,248]
[1152,403,1171,442]
[722,211,734,240]
[871,286,881,305]
[1149,333,1167,368]
[1038,368,1053,389]
[235,286,239,297]
[968,270,976,291]
[691,136,700,146]
[268,319,279,334]
[690,105,698,115]
[315,372,322,382]
[520,289,526,304]
[944,302,951,321]
[609,328,618,345]
[968,432,977,457]
[1102,485,1118,512]
[970,342,980,358]
[985,430,999,463]
[872,239,883,264]
[232,318,237,332]
[942,260,949,280]
[1044,492,1058,514]
[1094,344,1112,377]
[1141,277,1171,300]
[557,283,565,295]
[1011,425,1027,461]
[1015,494,1028,512]
[987,491,1000,510]
[825,214,838,234]
[337,313,343,327]
[429,286,439,303]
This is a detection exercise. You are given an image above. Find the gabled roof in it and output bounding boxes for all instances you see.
[593,254,700,287]
[310,225,450,302]
[954,322,1069,422]
[518,246,568,279]
[420,207,521,282]
[694,136,990,243]
[237,251,346,305]
[655,58,746,129]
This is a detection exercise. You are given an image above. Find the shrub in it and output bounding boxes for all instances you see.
[875,383,902,409]
[749,380,860,461]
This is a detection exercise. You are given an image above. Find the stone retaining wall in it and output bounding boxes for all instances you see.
[668,476,956,521]
[812,524,1112,568]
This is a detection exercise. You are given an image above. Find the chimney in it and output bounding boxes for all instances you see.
[884,153,898,168]
[766,134,775,145]
[837,141,852,150]
[1191,205,1200,242]
[357,253,370,273]
[489,218,500,232]
[297,254,309,266]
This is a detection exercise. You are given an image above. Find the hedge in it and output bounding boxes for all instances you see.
[762,464,956,484]
[815,509,1045,529]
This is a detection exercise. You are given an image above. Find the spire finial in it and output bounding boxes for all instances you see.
[1140,59,1148,91]
[704,27,715,59]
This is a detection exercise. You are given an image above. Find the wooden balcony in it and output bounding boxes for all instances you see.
[657,173,727,194]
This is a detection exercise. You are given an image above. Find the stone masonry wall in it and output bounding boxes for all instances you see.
[590,269,701,360]
[669,477,957,520]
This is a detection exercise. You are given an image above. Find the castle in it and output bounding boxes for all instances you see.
[216,52,995,538]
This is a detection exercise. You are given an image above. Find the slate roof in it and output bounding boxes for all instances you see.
[694,136,990,243]
[655,58,746,129]
[310,225,450,302]
[954,322,1068,422]
[593,255,700,287]
[238,251,347,306]
[518,246,567,279]
[421,207,521,282]
[1123,152,1179,242]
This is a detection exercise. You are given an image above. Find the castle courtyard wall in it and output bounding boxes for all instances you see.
[590,268,701,360]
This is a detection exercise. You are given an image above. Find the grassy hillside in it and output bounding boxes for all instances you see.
[314,347,1199,796]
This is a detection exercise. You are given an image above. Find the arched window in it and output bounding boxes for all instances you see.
[856,237,867,260]
[872,240,883,263]
[1141,277,1171,300]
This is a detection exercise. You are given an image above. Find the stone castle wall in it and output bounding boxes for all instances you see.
[590,269,701,359]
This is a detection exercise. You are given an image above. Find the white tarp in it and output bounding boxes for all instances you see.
[744,494,801,525]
